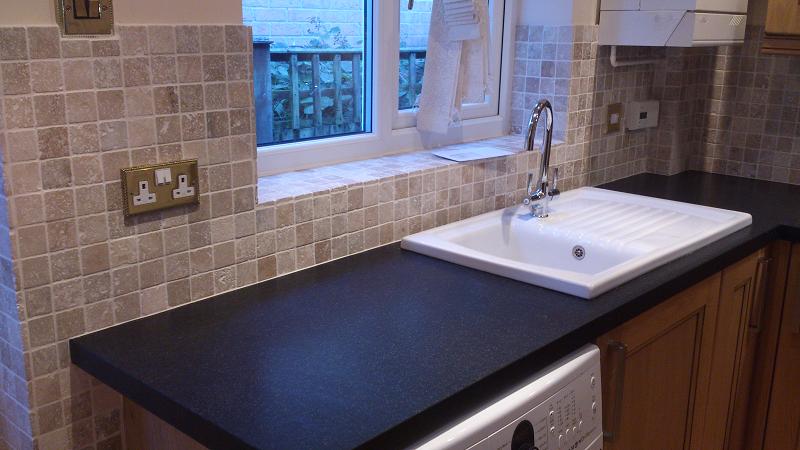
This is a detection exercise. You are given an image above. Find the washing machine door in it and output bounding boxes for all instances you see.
[466,412,549,450]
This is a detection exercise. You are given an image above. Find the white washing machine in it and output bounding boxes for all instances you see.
[415,345,603,450]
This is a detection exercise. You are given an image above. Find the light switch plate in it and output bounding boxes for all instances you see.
[606,103,623,134]
[55,0,115,36]
[121,160,199,217]
[154,168,172,185]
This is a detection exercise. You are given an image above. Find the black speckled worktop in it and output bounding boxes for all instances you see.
[70,171,800,450]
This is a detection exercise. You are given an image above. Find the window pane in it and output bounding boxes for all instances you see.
[246,1,370,146]
[399,0,431,110]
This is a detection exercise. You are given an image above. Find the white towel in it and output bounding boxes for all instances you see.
[416,0,489,135]
[442,0,480,41]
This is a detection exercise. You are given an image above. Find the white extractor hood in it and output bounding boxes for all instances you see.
[599,0,749,47]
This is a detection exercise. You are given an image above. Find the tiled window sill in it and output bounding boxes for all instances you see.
[257,135,563,204]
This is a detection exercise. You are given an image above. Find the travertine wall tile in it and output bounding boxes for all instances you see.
[176,26,201,54]
[1,63,31,96]
[33,95,66,127]
[92,59,122,89]
[65,92,97,124]
[27,28,60,60]
[681,27,800,184]
[0,28,29,61]
[91,39,119,58]
[5,130,37,162]
[63,60,94,92]
[61,40,91,59]
[148,26,177,55]
[150,55,178,85]
[4,97,35,129]
[29,61,63,93]
[513,23,797,187]
[122,57,151,87]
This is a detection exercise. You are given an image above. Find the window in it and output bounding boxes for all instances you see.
[398,2,431,111]
[247,1,515,176]
[250,2,371,146]
[393,0,506,130]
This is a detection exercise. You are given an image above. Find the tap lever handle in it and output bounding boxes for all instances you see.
[549,167,560,199]
[526,172,534,196]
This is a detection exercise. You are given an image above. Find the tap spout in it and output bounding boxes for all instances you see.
[523,99,557,218]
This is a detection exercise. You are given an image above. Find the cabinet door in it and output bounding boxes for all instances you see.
[728,243,792,450]
[766,0,800,36]
[124,398,208,450]
[762,243,800,450]
[598,274,721,450]
[700,250,769,450]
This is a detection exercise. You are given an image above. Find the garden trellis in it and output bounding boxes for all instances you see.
[254,41,426,146]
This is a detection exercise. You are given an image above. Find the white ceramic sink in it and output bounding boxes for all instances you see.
[401,187,752,298]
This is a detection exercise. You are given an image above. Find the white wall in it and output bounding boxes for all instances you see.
[0,0,243,26]
[517,0,573,25]
[573,0,599,25]
[516,0,598,26]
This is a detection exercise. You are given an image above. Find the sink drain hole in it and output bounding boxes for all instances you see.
[573,245,586,260]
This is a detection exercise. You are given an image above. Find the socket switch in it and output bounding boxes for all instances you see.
[155,168,172,186]
[121,160,200,217]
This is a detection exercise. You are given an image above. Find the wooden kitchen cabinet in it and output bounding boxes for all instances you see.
[598,248,779,450]
[124,398,208,450]
[597,274,722,450]
[761,243,800,450]
[700,249,772,450]
[763,0,800,54]
[726,242,792,450]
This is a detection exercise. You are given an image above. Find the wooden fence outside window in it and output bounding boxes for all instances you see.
[253,42,426,146]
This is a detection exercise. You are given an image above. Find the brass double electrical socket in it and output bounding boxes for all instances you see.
[55,0,115,36]
[120,160,200,217]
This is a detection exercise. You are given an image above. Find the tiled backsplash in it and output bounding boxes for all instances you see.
[511,25,572,141]
[687,27,800,184]
[511,25,654,190]
[512,23,799,186]
[0,25,258,449]
[644,27,800,182]
[256,136,539,277]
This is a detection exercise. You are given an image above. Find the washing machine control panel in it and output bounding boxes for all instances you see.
[468,363,602,450]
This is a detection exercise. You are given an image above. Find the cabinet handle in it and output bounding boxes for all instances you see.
[794,306,800,335]
[603,341,627,443]
[748,257,773,332]
[793,279,800,335]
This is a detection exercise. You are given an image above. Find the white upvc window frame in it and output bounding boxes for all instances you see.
[257,0,516,177]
